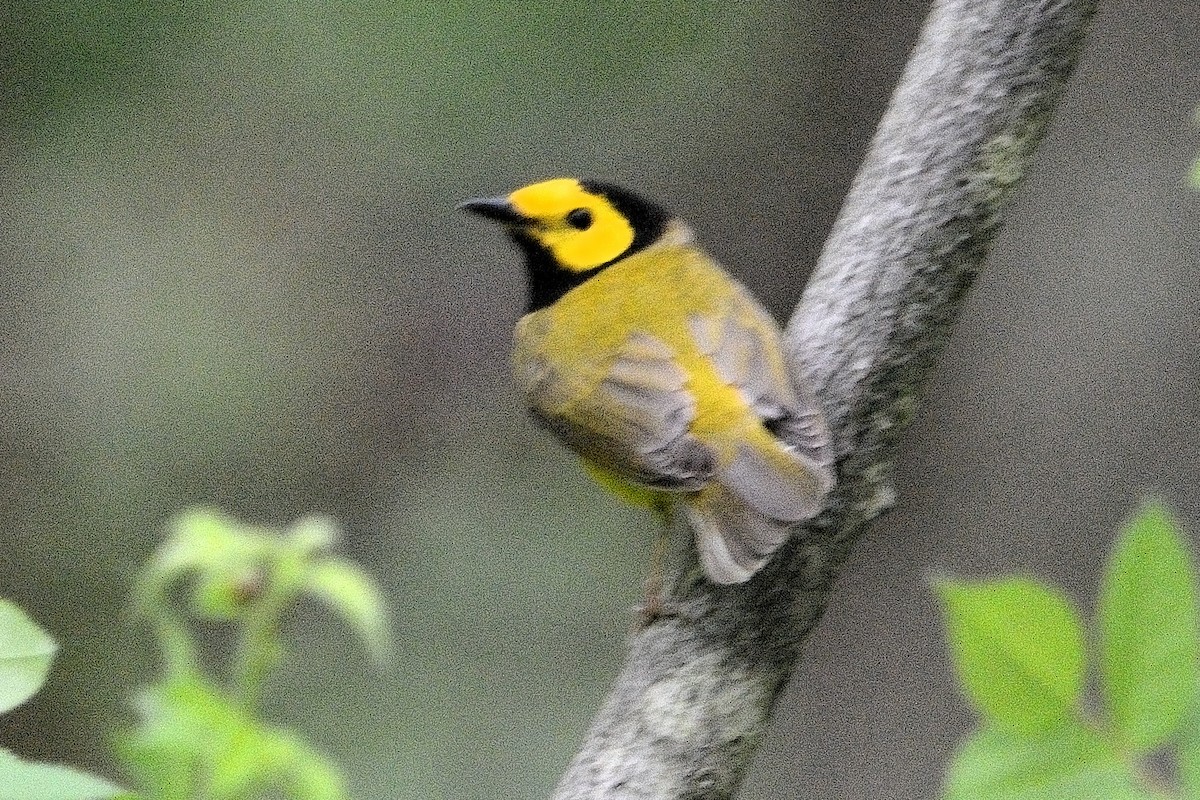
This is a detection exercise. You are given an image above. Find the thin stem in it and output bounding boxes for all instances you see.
[231,565,295,712]
[136,577,198,681]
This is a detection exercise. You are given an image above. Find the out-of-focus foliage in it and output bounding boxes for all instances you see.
[1100,502,1199,752]
[0,600,125,799]
[1192,107,1200,188]
[122,676,344,800]
[120,509,388,800]
[939,501,1199,800]
[937,578,1085,734]
[0,510,385,800]
[0,598,57,714]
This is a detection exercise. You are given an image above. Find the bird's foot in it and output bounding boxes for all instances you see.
[633,585,683,629]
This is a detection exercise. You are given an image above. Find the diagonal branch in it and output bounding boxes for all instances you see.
[552,1,1098,798]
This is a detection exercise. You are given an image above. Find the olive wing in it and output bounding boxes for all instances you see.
[688,303,836,521]
[514,330,716,491]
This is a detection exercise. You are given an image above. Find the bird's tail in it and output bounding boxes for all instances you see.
[685,438,834,584]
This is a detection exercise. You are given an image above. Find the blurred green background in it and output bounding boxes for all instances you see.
[1,1,1197,798]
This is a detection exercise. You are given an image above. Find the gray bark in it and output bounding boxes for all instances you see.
[552,0,1098,797]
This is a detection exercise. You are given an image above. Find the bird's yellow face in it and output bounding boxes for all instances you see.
[506,178,635,273]
[461,177,670,311]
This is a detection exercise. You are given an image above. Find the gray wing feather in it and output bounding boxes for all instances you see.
[685,307,835,578]
[687,483,792,584]
[688,310,834,477]
[522,331,715,491]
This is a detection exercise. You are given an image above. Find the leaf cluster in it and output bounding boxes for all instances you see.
[940,500,1199,799]
[119,509,390,800]
[0,599,125,799]
[0,508,389,800]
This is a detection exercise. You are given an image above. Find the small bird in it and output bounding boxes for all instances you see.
[460,178,835,587]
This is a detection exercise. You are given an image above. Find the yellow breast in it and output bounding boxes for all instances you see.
[513,242,781,464]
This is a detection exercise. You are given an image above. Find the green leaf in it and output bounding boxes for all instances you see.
[286,515,339,556]
[141,508,272,621]
[189,567,264,621]
[0,748,124,800]
[937,578,1085,732]
[305,558,391,663]
[208,725,345,800]
[944,724,1152,800]
[0,599,57,714]
[1179,700,1200,800]
[119,676,346,800]
[1100,499,1198,750]
[149,508,242,579]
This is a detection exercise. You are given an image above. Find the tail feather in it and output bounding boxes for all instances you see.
[686,436,834,584]
[722,439,832,521]
[686,483,793,584]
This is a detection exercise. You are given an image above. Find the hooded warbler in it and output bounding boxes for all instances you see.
[461,178,835,585]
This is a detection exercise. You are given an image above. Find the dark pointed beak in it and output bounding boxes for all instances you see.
[457,196,529,225]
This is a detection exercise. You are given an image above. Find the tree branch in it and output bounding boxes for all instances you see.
[552,1,1098,797]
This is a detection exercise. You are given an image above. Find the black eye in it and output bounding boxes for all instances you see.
[565,208,593,230]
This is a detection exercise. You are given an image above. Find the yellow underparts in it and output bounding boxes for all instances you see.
[582,460,669,512]
[522,242,791,514]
